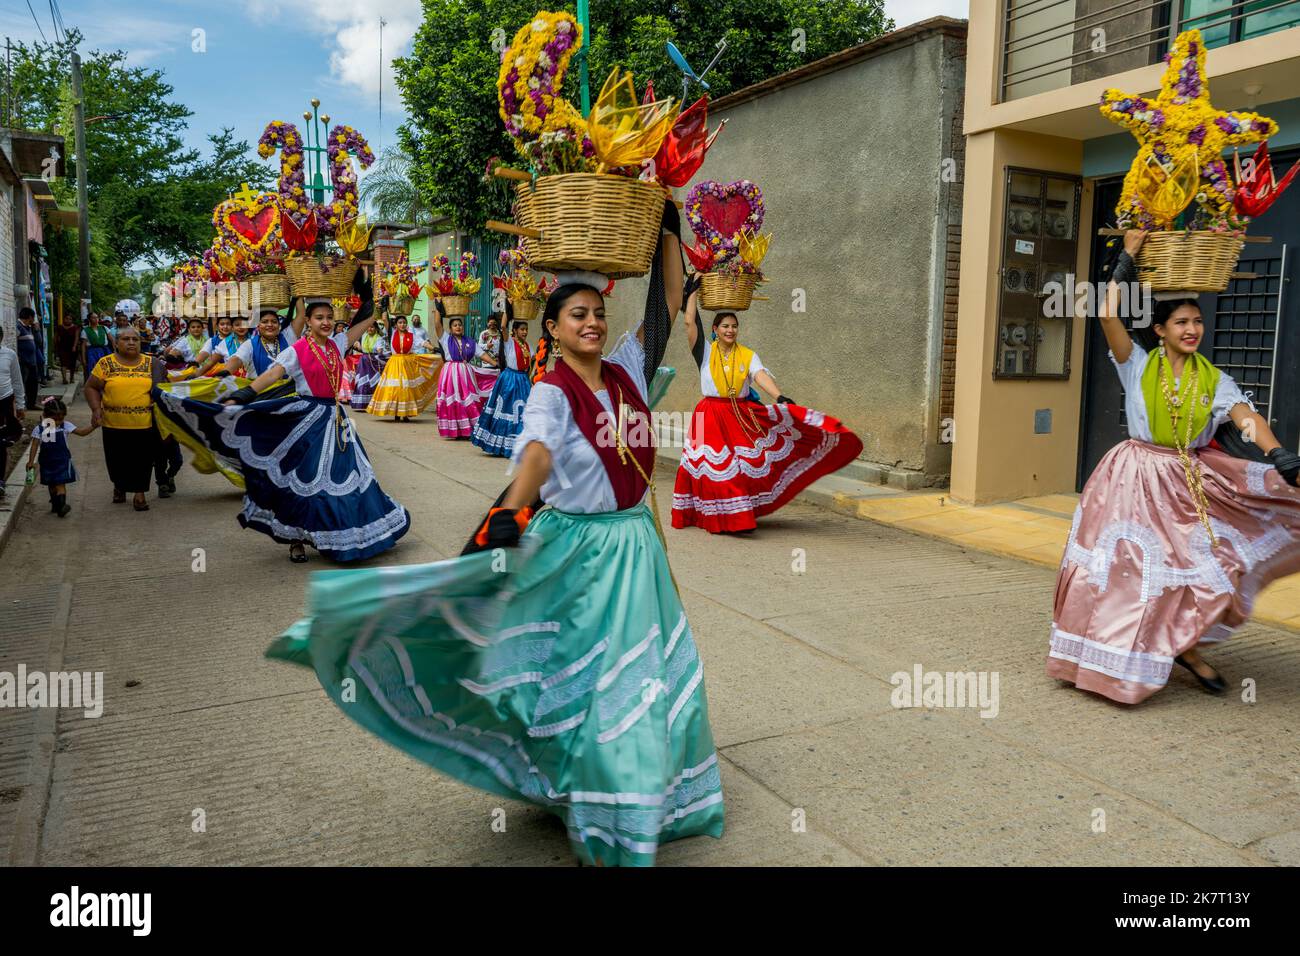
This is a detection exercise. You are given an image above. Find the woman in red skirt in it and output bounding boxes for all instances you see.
[671,283,863,533]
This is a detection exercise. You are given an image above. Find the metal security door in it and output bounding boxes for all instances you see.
[1202,247,1297,451]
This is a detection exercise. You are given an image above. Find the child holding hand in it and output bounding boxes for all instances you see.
[26,397,97,517]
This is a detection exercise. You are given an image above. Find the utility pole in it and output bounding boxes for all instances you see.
[378,17,386,153]
[71,51,90,320]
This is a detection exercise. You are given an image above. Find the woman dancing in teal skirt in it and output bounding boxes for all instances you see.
[269,206,725,865]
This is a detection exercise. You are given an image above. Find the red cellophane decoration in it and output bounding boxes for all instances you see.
[683,237,716,273]
[1234,142,1299,218]
[280,211,318,252]
[407,281,422,298]
[653,96,723,188]
[347,294,361,310]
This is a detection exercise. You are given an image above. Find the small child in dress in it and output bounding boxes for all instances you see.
[25,397,98,517]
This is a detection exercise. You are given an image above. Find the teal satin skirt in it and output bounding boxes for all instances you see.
[268,503,724,865]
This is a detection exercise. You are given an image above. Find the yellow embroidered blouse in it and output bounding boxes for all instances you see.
[92,354,155,429]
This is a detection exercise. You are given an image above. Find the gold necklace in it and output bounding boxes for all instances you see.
[306,334,348,449]
[714,342,762,438]
[1157,348,1215,548]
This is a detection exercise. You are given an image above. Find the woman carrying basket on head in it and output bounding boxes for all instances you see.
[1047,230,1300,704]
[268,203,725,866]
[670,281,863,534]
[152,270,409,564]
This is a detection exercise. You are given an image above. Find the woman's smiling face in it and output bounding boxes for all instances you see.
[546,289,606,359]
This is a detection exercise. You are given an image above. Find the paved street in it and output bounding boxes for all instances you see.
[3,395,1299,867]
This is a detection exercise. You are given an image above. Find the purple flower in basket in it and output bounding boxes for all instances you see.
[1187,124,1206,145]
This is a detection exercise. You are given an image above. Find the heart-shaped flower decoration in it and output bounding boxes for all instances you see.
[215,191,282,257]
[686,180,764,264]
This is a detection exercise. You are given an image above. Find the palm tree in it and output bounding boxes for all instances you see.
[360,147,437,225]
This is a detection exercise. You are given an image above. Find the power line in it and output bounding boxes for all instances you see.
[25,0,48,43]
[47,0,63,44]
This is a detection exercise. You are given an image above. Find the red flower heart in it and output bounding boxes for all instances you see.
[230,206,277,245]
[699,193,754,242]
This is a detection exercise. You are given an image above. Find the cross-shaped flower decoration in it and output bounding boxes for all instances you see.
[1100,29,1277,232]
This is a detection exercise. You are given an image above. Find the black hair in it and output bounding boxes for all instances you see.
[42,396,68,417]
[305,301,333,319]
[540,283,603,347]
[1138,297,1201,351]
[511,320,528,334]
[18,307,35,321]
[711,311,740,330]
[259,309,281,320]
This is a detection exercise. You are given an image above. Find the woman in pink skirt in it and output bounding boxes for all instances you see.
[1047,230,1300,703]
[431,302,495,439]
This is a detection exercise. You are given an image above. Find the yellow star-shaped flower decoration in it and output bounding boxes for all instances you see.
[1100,29,1276,230]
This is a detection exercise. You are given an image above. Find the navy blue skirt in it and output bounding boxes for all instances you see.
[152,390,410,561]
[471,367,532,458]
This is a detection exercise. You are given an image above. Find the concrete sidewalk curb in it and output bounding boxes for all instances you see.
[0,381,81,559]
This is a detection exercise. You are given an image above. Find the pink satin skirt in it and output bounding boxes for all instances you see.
[1047,439,1300,704]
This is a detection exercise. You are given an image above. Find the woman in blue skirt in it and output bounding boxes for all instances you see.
[153,275,409,564]
[270,204,725,865]
[471,312,533,457]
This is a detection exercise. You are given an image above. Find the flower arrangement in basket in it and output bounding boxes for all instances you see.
[1099,29,1295,292]
[428,252,481,317]
[494,246,556,321]
[683,179,772,311]
[257,115,374,298]
[380,250,421,315]
[487,10,724,279]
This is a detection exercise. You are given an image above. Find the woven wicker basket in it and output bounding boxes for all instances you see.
[1135,231,1246,292]
[439,295,472,317]
[285,256,358,299]
[699,272,760,311]
[514,173,665,279]
[390,292,415,316]
[249,273,290,311]
[510,298,540,322]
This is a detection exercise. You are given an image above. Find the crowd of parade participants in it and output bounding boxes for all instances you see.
[11,221,1300,868]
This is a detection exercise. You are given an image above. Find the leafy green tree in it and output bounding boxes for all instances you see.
[360,146,443,225]
[394,0,892,235]
[8,29,270,305]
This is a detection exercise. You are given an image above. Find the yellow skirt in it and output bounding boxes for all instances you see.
[366,353,442,418]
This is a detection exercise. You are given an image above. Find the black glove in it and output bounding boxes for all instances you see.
[1269,447,1300,487]
[433,298,447,320]
[683,272,702,301]
[662,198,682,240]
[226,386,258,405]
[777,394,795,405]
[213,368,231,378]
[1110,249,1137,286]
[463,507,531,554]
[504,299,515,323]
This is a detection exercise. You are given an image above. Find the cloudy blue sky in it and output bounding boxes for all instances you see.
[2,0,969,170]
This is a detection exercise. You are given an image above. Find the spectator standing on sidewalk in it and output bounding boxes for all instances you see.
[15,307,42,409]
[0,328,26,467]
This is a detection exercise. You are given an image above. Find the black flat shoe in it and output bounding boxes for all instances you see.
[1175,654,1227,693]
[289,545,308,563]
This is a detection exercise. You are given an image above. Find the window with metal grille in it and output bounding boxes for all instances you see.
[1207,252,1285,420]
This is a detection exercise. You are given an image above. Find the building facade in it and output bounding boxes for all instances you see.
[954,0,1300,502]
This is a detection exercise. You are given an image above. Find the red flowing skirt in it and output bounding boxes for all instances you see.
[672,397,863,533]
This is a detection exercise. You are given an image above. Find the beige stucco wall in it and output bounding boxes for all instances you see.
[950,128,1090,504]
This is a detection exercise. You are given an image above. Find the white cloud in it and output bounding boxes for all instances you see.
[885,0,970,27]
[242,0,422,102]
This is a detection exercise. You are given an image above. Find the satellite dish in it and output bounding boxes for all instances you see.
[666,41,708,89]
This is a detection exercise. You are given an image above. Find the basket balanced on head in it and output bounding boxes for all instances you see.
[285,256,359,300]
[684,180,772,312]
[1099,29,1289,293]
[487,13,713,280]
[428,251,480,317]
